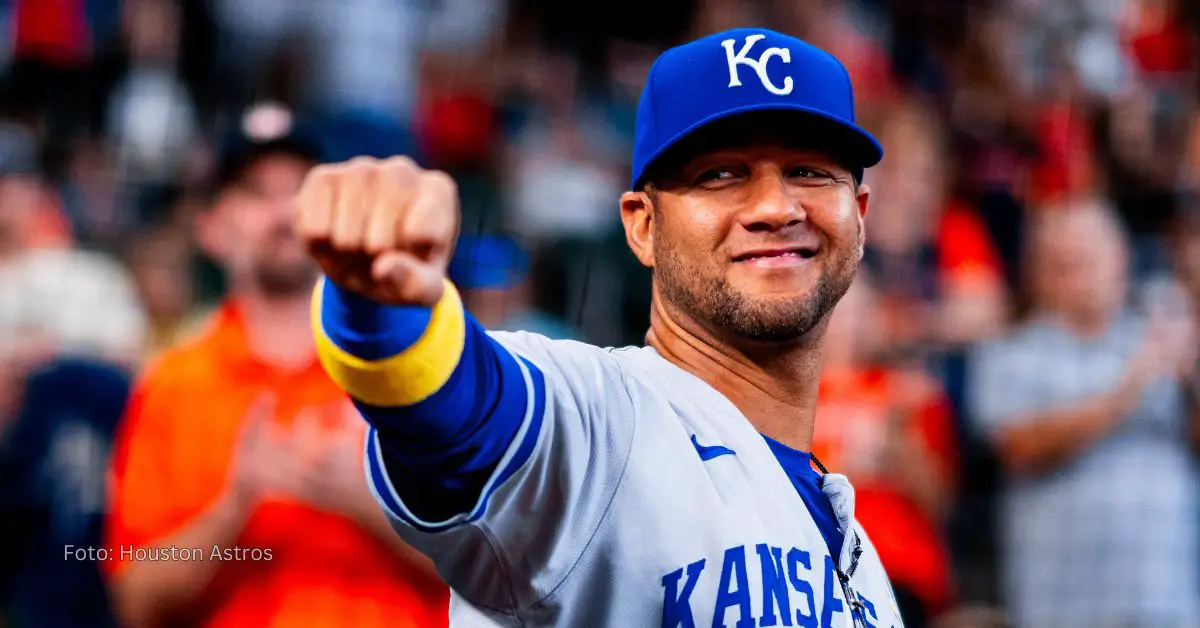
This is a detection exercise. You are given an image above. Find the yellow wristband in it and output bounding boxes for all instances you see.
[313,279,467,407]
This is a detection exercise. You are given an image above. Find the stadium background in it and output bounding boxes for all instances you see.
[1,0,1198,626]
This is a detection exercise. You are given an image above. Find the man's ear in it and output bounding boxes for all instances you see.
[620,190,655,268]
[855,182,870,261]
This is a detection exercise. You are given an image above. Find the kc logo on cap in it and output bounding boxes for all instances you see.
[721,34,793,96]
[629,28,884,190]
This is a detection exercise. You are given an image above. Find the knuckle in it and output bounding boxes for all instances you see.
[307,163,338,178]
[363,231,393,253]
[346,156,378,170]
[381,155,417,173]
[379,156,420,190]
[298,166,330,196]
[422,170,457,195]
[307,163,342,185]
[336,157,378,183]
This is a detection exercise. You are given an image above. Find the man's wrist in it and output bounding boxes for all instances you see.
[1114,368,1149,416]
[219,480,261,527]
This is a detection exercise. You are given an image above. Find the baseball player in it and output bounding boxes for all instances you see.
[299,28,901,627]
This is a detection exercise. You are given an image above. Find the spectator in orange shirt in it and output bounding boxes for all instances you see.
[104,103,448,628]
[812,272,958,627]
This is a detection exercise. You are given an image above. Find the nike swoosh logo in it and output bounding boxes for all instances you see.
[691,434,736,461]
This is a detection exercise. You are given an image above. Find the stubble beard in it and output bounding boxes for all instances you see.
[253,260,319,298]
[655,241,859,344]
[251,229,320,298]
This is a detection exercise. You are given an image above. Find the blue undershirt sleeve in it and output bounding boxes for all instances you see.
[315,278,545,522]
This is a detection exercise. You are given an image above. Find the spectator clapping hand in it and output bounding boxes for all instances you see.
[228,394,306,507]
[289,404,376,521]
[229,394,372,519]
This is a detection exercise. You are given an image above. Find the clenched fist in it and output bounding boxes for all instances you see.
[295,156,459,306]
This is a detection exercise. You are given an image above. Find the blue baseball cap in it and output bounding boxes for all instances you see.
[449,234,531,290]
[215,102,326,188]
[631,28,883,190]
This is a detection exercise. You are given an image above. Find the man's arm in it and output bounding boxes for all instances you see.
[109,492,248,628]
[314,275,540,523]
[292,156,542,523]
[970,331,1157,478]
[105,383,276,628]
[990,379,1143,477]
[298,158,635,613]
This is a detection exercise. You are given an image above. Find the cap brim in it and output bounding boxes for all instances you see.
[633,103,883,190]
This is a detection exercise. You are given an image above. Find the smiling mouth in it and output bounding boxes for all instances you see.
[733,248,818,263]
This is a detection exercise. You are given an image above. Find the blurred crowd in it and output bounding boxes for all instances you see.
[1,0,1199,627]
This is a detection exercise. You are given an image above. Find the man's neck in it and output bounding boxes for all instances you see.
[237,288,316,370]
[645,293,825,453]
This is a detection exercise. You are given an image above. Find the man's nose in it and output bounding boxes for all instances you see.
[739,170,805,232]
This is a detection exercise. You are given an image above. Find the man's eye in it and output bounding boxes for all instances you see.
[787,167,833,181]
[696,168,737,184]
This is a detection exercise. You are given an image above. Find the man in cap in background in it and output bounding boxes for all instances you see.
[104,102,447,628]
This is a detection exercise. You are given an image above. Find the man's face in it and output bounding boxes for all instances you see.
[631,140,869,344]
[866,114,944,254]
[209,153,316,297]
[1032,207,1128,320]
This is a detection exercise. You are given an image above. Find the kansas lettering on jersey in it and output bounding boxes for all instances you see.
[315,280,904,627]
[662,546,883,628]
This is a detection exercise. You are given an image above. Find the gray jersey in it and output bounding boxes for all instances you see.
[365,331,905,627]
